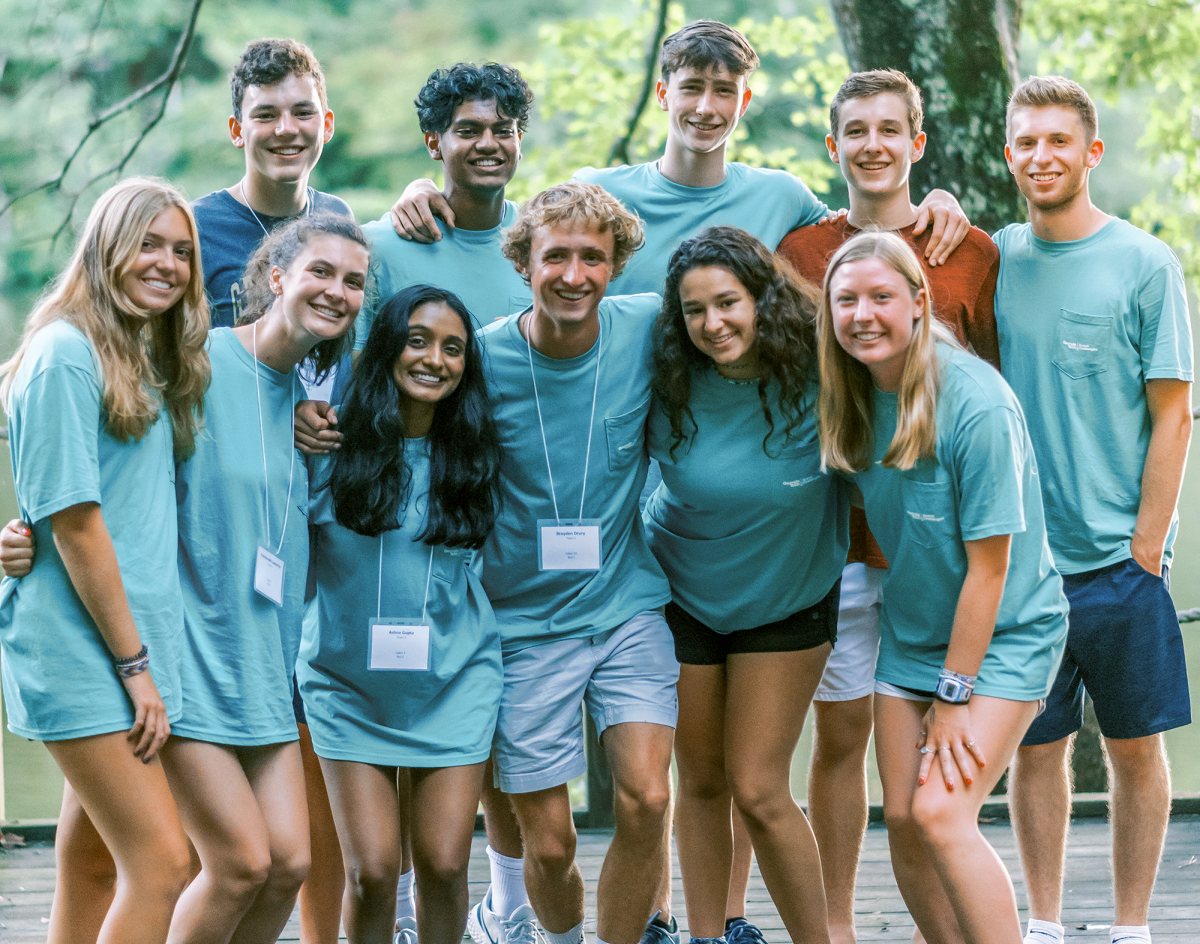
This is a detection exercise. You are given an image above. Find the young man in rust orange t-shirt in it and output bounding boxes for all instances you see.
[776,68,1000,944]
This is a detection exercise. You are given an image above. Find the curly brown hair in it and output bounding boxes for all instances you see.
[653,226,821,459]
[501,181,644,280]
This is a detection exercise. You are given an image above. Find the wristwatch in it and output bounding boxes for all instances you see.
[935,668,976,704]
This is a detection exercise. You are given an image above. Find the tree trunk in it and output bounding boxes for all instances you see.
[829,0,1024,233]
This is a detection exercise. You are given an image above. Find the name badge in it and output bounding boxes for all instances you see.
[537,518,602,571]
[368,618,431,671]
[254,546,285,606]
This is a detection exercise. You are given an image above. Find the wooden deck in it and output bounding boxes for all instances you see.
[0,816,1196,942]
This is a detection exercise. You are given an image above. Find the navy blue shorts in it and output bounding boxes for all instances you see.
[1022,557,1190,745]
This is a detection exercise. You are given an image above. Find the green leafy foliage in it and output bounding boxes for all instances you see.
[1028,0,1200,285]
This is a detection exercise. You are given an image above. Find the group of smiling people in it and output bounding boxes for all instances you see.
[0,17,1190,944]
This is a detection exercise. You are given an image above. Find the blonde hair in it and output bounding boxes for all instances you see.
[502,181,645,279]
[1007,75,1097,143]
[0,177,211,458]
[817,231,960,473]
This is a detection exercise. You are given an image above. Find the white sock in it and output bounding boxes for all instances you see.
[486,845,528,917]
[1024,918,1064,943]
[395,868,415,921]
[1110,927,1151,944]
[545,922,585,944]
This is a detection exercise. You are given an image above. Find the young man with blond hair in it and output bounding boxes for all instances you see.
[998,75,1193,944]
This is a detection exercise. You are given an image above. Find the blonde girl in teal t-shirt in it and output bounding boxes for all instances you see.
[0,177,210,944]
[818,231,1067,944]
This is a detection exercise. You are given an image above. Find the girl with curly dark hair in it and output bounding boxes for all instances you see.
[297,284,503,944]
[645,226,849,942]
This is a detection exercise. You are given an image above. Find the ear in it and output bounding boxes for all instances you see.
[914,285,927,321]
[425,130,443,161]
[656,78,668,112]
[229,115,245,150]
[1086,136,1104,169]
[909,131,927,163]
[269,265,285,297]
[826,133,840,165]
[738,85,752,117]
[322,108,335,144]
[1004,144,1015,174]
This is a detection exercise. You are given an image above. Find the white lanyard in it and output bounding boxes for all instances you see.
[239,183,315,238]
[524,312,602,524]
[376,535,435,624]
[252,322,297,555]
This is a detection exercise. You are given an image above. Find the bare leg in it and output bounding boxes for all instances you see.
[46,733,191,944]
[649,782,676,925]
[1009,737,1073,922]
[409,764,486,944]
[321,758,403,944]
[725,812,753,922]
[1103,734,1171,927]
[674,663,733,938]
[510,785,585,934]
[297,723,345,944]
[597,722,675,944]
[809,696,874,944]
[725,648,831,943]
[47,782,116,944]
[481,761,524,858]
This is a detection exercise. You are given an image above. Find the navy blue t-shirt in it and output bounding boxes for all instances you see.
[192,188,354,328]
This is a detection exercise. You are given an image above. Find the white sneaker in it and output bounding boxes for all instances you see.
[468,889,505,944]
[499,905,548,944]
[467,890,547,944]
[394,915,419,944]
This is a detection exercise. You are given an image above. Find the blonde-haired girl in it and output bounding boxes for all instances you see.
[818,231,1068,944]
[0,176,210,944]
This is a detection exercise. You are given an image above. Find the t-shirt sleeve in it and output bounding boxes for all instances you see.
[1137,261,1194,382]
[966,247,1001,371]
[13,364,103,523]
[951,401,1028,542]
[355,257,394,352]
[783,175,829,231]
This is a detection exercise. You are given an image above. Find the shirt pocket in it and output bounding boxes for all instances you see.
[1052,310,1112,380]
[900,479,958,549]
[604,401,649,472]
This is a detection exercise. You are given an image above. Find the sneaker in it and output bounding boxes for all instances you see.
[499,905,548,944]
[468,889,503,944]
[469,891,547,944]
[394,916,419,944]
[640,911,681,944]
[724,917,766,944]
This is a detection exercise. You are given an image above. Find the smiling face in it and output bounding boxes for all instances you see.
[525,221,614,330]
[827,92,926,200]
[230,73,334,188]
[680,266,760,378]
[119,206,194,316]
[1005,104,1102,214]
[269,234,368,344]
[392,301,468,421]
[656,64,752,156]
[427,98,521,196]
[828,255,925,392]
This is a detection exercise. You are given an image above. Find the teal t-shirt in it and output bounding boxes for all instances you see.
[644,370,848,629]
[298,443,502,766]
[355,203,533,348]
[173,328,309,745]
[0,321,183,740]
[573,161,828,296]
[477,295,672,651]
[994,218,1194,574]
[853,345,1068,700]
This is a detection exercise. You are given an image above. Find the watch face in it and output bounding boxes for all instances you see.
[936,676,972,704]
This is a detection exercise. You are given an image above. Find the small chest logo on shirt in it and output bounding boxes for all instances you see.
[783,475,821,488]
[906,510,945,522]
[1061,339,1098,352]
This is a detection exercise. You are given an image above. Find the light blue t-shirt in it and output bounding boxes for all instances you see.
[573,161,828,295]
[645,370,848,629]
[172,328,309,745]
[298,443,502,766]
[0,321,183,740]
[994,218,1194,575]
[478,295,672,651]
[355,204,533,348]
[853,345,1068,700]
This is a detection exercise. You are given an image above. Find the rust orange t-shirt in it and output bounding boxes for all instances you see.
[777,217,1001,569]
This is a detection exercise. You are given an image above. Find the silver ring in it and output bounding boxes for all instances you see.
[967,741,976,748]
[920,746,931,754]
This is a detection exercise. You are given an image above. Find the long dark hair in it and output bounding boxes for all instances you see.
[653,226,821,459]
[328,284,502,547]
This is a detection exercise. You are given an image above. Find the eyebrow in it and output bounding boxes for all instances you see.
[249,99,318,113]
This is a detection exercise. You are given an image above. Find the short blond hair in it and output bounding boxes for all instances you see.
[1007,75,1097,143]
[502,181,645,278]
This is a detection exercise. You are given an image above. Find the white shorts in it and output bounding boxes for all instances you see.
[813,563,884,702]
[492,610,680,794]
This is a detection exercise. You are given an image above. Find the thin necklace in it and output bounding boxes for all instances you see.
[238,182,315,238]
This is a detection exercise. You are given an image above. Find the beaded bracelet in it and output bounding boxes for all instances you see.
[114,644,150,678]
[113,644,148,667]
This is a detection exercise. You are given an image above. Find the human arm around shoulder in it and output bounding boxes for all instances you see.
[1131,379,1192,575]
[389,178,453,243]
[918,532,1010,789]
[912,189,970,267]
[52,502,171,761]
[0,519,34,578]
[295,400,342,455]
